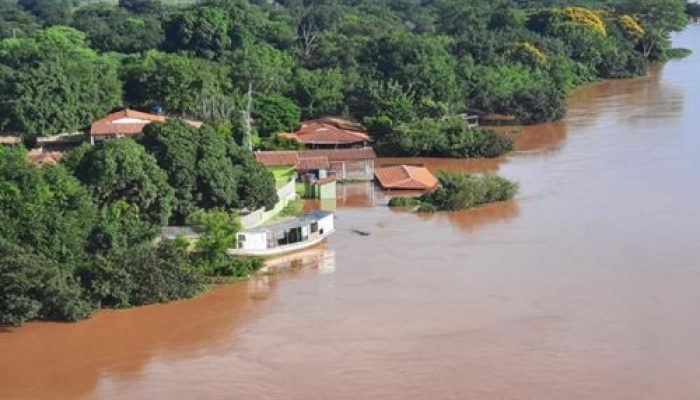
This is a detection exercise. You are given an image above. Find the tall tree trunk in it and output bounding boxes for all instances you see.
[242,83,253,152]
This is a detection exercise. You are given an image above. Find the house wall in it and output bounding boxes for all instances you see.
[319,181,336,199]
[240,176,297,229]
[329,160,374,181]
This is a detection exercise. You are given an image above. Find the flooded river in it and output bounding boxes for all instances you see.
[2,27,700,400]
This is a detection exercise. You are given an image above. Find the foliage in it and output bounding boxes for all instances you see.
[0,0,40,39]
[187,208,241,276]
[379,117,514,158]
[138,120,278,223]
[418,172,519,211]
[0,27,122,136]
[121,50,233,116]
[165,6,231,59]
[387,196,421,207]
[72,4,164,53]
[18,0,73,26]
[70,138,175,226]
[79,240,203,308]
[253,93,301,137]
[289,68,346,118]
[256,134,304,151]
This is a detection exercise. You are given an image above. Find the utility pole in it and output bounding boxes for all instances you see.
[242,83,253,152]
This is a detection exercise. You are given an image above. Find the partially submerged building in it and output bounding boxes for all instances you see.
[374,165,438,191]
[255,147,376,181]
[299,148,376,180]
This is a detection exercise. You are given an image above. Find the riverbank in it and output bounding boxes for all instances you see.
[2,25,700,400]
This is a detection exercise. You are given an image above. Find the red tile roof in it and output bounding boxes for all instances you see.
[90,109,201,137]
[280,117,371,145]
[254,151,300,166]
[255,148,375,168]
[375,165,439,190]
[297,156,330,170]
[299,147,376,162]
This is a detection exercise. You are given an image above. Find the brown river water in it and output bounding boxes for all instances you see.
[2,27,700,400]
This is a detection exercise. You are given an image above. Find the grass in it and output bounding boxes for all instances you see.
[279,199,304,217]
[267,166,296,188]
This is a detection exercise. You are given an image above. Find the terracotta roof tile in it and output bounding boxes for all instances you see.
[298,156,330,170]
[90,109,201,137]
[254,151,300,166]
[299,147,376,162]
[375,165,438,190]
[281,117,371,145]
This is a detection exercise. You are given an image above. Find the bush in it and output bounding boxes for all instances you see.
[212,257,264,278]
[418,172,519,211]
[387,196,421,207]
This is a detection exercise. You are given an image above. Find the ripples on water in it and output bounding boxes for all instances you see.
[1,27,700,400]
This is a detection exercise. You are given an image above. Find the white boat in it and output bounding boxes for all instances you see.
[227,210,335,257]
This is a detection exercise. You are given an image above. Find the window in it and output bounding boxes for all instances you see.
[311,222,319,233]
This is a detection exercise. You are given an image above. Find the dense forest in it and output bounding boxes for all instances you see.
[0,0,692,325]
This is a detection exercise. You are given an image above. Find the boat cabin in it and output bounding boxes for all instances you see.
[230,211,335,256]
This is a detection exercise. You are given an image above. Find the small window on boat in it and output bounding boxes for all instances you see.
[311,222,319,233]
[237,234,246,242]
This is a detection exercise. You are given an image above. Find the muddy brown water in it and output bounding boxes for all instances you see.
[2,28,700,400]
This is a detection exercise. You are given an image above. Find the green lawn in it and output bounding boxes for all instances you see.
[267,166,296,188]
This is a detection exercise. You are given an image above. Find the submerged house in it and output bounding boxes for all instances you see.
[374,165,438,191]
[299,148,376,180]
[280,117,372,149]
[254,148,376,181]
[89,109,202,144]
[228,210,335,257]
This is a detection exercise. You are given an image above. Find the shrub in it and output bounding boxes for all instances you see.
[418,172,519,211]
[387,196,421,207]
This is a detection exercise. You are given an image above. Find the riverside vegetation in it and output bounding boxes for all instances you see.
[0,0,693,325]
[388,172,519,212]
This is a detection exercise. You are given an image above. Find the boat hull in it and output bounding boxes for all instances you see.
[227,230,335,257]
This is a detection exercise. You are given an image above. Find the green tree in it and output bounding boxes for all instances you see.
[0,27,122,136]
[0,147,96,325]
[618,0,688,58]
[121,50,232,115]
[18,0,73,26]
[0,0,40,39]
[0,245,92,325]
[187,208,240,275]
[138,120,199,222]
[119,0,162,15]
[289,67,346,118]
[71,139,175,226]
[253,93,301,137]
[359,31,459,106]
[72,4,164,53]
[230,42,293,94]
[165,6,231,59]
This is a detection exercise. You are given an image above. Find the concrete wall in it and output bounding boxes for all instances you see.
[240,176,297,229]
